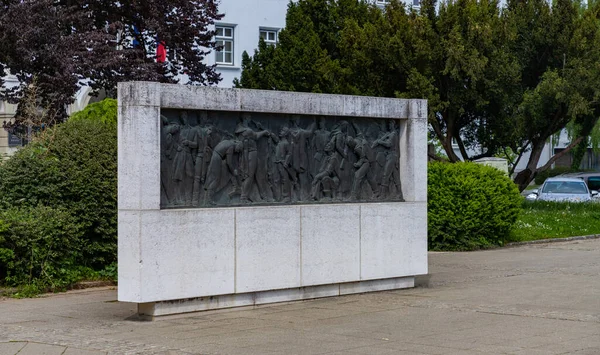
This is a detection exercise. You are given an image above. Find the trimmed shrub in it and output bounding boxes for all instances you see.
[428,162,523,251]
[69,98,117,125]
[0,206,83,290]
[0,119,117,269]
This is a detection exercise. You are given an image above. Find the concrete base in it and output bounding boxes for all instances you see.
[137,276,414,319]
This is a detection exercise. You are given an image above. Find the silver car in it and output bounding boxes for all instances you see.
[527,177,599,202]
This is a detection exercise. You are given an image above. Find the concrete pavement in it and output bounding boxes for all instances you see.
[1,238,599,355]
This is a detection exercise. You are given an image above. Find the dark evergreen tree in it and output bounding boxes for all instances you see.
[237,0,600,190]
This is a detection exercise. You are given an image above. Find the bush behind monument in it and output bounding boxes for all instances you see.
[0,108,117,292]
[428,162,523,250]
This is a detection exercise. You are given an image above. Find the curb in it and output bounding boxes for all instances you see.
[506,234,600,247]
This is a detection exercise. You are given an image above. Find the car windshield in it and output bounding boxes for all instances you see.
[542,181,588,194]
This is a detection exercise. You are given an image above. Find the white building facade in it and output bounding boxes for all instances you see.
[209,0,289,87]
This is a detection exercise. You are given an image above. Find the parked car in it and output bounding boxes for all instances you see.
[526,177,599,202]
[561,172,600,192]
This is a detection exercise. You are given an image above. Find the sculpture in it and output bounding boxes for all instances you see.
[159,110,404,208]
[235,113,272,203]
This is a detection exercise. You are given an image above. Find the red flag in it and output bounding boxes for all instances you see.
[157,41,166,63]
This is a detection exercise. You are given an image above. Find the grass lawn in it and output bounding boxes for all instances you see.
[509,201,600,242]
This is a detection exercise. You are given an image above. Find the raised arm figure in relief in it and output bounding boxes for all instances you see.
[330,121,353,199]
[348,125,379,201]
[288,115,316,201]
[253,120,276,203]
[372,119,403,200]
[235,113,272,203]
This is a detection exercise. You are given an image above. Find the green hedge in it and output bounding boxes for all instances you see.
[0,118,117,270]
[0,206,83,290]
[428,162,523,250]
[69,98,117,125]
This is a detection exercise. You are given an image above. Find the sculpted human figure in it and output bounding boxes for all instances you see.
[235,113,271,203]
[348,129,379,201]
[273,126,297,203]
[372,119,403,200]
[310,139,341,201]
[160,115,177,206]
[192,111,214,206]
[203,139,243,205]
[288,115,315,201]
[171,111,198,206]
[329,121,353,198]
[311,118,331,178]
[253,120,275,202]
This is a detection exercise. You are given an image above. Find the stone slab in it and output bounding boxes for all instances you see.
[360,202,428,280]
[147,83,422,119]
[140,276,414,317]
[117,105,161,211]
[235,206,301,293]
[15,343,66,355]
[138,209,236,302]
[0,342,26,355]
[117,211,142,302]
[63,348,107,355]
[300,204,360,286]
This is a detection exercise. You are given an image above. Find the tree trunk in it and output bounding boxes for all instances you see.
[513,136,585,192]
[513,140,545,192]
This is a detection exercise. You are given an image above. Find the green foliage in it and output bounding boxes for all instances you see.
[0,206,83,290]
[238,0,600,191]
[509,200,600,242]
[428,162,523,251]
[69,98,117,125]
[0,119,117,270]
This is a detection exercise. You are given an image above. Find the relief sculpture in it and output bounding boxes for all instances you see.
[160,110,404,208]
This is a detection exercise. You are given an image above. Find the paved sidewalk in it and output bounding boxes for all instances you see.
[1,239,599,355]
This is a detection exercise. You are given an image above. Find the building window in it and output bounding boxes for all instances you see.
[413,0,421,6]
[259,29,278,45]
[375,0,390,5]
[216,25,234,65]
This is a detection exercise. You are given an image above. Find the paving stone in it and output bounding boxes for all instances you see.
[63,348,107,355]
[0,239,598,355]
[0,342,26,355]
[16,343,66,355]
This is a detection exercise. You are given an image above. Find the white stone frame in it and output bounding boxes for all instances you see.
[118,82,428,317]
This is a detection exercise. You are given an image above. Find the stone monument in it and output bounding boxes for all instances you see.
[118,82,428,318]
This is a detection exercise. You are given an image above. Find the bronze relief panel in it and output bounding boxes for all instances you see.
[160,109,403,208]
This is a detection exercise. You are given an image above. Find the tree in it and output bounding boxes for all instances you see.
[399,0,521,163]
[507,0,600,190]
[0,0,223,133]
[235,0,376,93]
[236,0,600,191]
